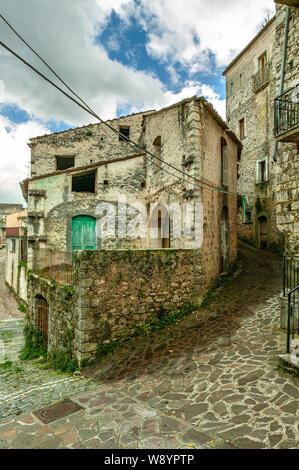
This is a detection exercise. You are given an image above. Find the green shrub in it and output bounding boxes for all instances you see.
[19,324,47,361]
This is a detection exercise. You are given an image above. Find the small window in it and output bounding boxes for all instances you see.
[256,158,268,183]
[239,119,245,139]
[153,136,161,172]
[119,126,130,142]
[72,170,96,193]
[258,51,267,71]
[221,139,228,187]
[10,239,16,252]
[56,156,75,171]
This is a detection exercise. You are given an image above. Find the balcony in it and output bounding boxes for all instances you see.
[253,63,270,93]
[274,85,299,143]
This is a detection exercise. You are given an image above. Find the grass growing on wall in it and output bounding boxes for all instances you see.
[19,324,47,361]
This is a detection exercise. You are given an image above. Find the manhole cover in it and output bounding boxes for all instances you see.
[33,399,83,424]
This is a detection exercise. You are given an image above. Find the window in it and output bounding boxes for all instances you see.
[72,170,96,193]
[56,156,75,171]
[119,126,130,141]
[153,136,161,172]
[256,158,268,183]
[221,139,228,187]
[239,118,245,139]
[258,51,267,71]
[10,239,16,252]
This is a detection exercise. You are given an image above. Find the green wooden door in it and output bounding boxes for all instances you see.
[72,216,96,251]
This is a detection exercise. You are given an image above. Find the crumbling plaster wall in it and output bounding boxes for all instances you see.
[27,155,148,252]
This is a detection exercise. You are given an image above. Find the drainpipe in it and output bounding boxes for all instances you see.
[273,6,290,162]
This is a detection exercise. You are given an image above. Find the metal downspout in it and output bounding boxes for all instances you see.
[273,6,290,162]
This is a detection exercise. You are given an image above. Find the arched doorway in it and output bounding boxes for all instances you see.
[35,295,48,341]
[72,215,96,251]
[258,215,268,249]
[220,206,230,273]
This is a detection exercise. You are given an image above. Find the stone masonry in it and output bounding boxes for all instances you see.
[223,17,284,251]
[272,3,299,255]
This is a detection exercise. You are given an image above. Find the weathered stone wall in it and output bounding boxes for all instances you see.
[27,274,76,357]
[272,4,299,255]
[224,18,284,250]
[200,104,238,285]
[5,238,27,303]
[73,249,201,363]
[29,111,152,177]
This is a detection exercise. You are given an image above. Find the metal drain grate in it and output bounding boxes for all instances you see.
[33,399,83,424]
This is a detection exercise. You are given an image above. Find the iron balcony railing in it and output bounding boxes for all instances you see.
[274,84,299,137]
[283,255,299,296]
[32,248,73,286]
[286,285,299,354]
[253,63,271,93]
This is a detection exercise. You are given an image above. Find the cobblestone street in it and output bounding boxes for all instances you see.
[0,243,298,449]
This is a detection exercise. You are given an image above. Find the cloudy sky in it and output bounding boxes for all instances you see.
[0,0,276,204]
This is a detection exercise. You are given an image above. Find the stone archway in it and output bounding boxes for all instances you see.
[220,206,230,274]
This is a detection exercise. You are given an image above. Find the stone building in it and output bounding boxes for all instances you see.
[223,16,283,251]
[21,96,241,363]
[272,0,299,256]
[223,1,298,256]
[5,209,27,302]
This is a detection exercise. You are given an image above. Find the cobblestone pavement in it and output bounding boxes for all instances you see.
[0,243,298,449]
[0,250,24,321]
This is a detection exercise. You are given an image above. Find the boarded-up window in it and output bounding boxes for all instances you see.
[72,170,96,193]
[56,156,75,171]
[221,139,228,187]
[119,126,130,141]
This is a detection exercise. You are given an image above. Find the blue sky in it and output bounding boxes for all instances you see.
[0,0,276,203]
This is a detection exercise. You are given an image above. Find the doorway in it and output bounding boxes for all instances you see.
[72,215,96,251]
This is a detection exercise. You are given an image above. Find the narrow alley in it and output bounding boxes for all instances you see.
[0,243,298,449]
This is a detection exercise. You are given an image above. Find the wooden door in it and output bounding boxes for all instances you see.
[72,216,96,251]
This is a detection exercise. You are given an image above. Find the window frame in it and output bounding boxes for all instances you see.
[256,157,269,183]
[10,238,16,253]
[119,126,130,142]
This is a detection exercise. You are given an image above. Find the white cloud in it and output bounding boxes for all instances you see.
[0,116,50,203]
[121,0,276,69]
[0,0,168,125]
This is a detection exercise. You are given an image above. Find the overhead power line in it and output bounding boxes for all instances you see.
[0,39,239,199]
[0,15,264,202]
